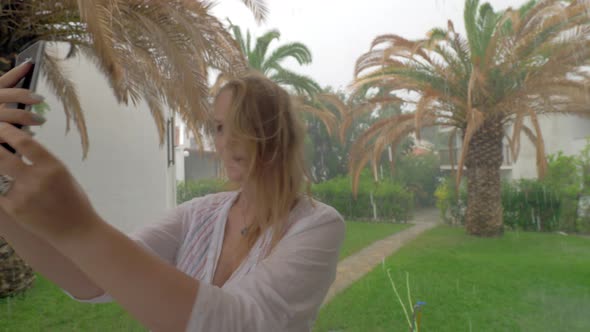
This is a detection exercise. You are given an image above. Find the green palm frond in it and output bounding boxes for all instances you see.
[249,29,281,69]
[262,42,313,74]
[270,68,322,98]
[228,20,248,55]
[229,25,322,99]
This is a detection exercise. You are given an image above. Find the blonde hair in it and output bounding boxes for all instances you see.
[215,72,310,252]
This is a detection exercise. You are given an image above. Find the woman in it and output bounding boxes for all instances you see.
[0,62,345,331]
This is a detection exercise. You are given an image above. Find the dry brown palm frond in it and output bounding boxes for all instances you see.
[414,93,437,140]
[521,127,548,179]
[144,88,168,148]
[527,109,548,178]
[354,53,405,78]
[351,114,415,154]
[339,103,373,144]
[210,73,229,97]
[27,0,254,153]
[349,152,372,198]
[75,0,124,98]
[42,52,89,158]
[448,127,458,172]
[349,115,443,194]
[516,0,564,38]
[291,96,339,136]
[510,112,525,161]
[456,108,485,187]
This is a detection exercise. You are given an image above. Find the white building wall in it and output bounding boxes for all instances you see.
[510,115,590,180]
[32,43,176,234]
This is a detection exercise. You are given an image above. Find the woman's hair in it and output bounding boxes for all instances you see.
[214,72,310,252]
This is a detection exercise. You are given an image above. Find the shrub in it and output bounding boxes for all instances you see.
[434,176,467,225]
[435,142,590,233]
[177,178,226,204]
[501,179,561,232]
[312,171,414,222]
[394,153,441,208]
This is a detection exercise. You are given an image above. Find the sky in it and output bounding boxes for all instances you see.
[211,0,529,90]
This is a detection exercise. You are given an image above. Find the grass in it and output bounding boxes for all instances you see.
[339,221,411,260]
[0,275,146,332]
[314,226,590,332]
[0,220,408,331]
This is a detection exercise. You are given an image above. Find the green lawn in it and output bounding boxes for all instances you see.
[340,221,411,260]
[314,226,590,332]
[0,275,146,332]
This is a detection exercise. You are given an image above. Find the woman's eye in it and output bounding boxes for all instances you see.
[216,124,223,133]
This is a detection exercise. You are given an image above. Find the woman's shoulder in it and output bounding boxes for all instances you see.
[285,196,345,236]
[177,191,237,223]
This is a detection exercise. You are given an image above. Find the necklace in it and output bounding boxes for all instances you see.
[240,225,250,236]
[235,195,250,237]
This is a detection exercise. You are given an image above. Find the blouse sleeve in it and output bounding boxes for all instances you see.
[185,205,345,332]
[62,199,193,303]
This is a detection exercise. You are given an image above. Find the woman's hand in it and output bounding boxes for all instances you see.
[0,62,99,242]
[0,60,47,123]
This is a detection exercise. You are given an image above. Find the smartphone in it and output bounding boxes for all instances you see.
[4,41,45,153]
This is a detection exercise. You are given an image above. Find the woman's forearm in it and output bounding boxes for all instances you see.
[50,215,199,332]
[0,213,104,300]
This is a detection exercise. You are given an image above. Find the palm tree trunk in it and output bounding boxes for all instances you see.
[464,117,504,236]
[0,237,35,298]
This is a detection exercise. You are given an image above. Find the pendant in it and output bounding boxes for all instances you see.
[240,226,249,236]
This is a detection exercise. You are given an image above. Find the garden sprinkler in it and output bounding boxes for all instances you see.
[410,301,426,332]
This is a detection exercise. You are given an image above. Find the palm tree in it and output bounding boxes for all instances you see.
[209,24,336,150]
[227,23,321,98]
[349,0,590,236]
[0,0,266,298]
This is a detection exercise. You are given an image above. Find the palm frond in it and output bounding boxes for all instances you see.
[228,20,248,54]
[250,29,281,70]
[42,51,89,158]
[75,0,124,100]
[526,109,548,178]
[270,68,321,98]
[456,108,485,187]
[262,42,313,74]
[238,0,269,24]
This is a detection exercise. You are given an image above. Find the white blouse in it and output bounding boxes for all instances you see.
[65,191,345,331]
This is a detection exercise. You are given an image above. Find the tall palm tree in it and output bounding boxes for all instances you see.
[227,23,321,98]
[349,0,590,236]
[0,0,267,298]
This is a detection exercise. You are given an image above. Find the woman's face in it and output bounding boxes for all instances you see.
[213,90,249,184]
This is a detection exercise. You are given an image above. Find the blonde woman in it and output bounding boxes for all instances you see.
[0,62,345,331]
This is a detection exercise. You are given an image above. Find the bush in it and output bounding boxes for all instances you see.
[177,178,226,204]
[501,179,561,232]
[394,153,441,207]
[434,176,467,225]
[312,171,414,222]
[435,146,590,233]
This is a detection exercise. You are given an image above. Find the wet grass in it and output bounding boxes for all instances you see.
[340,221,411,260]
[0,274,145,332]
[315,225,590,332]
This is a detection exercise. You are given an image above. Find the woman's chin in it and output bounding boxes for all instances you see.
[226,171,244,183]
